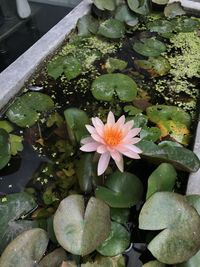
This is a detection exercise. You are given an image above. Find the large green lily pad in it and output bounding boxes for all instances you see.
[0,128,11,170]
[95,171,143,208]
[91,73,138,102]
[133,38,166,57]
[39,248,67,267]
[92,0,116,11]
[128,0,150,15]
[110,208,130,224]
[77,14,99,36]
[64,108,89,143]
[97,222,130,256]
[137,140,200,172]
[143,261,166,267]
[53,195,111,256]
[146,163,177,199]
[115,5,139,26]
[6,92,54,127]
[98,19,125,39]
[0,192,38,253]
[0,228,49,267]
[139,192,200,264]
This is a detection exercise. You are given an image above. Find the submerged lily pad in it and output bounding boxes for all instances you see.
[111,208,130,224]
[0,192,38,253]
[53,195,111,256]
[139,192,200,264]
[137,140,200,172]
[115,5,139,26]
[6,92,54,127]
[97,222,130,256]
[98,19,125,39]
[146,163,177,199]
[95,171,143,208]
[133,38,166,57]
[105,58,128,73]
[146,20,173,35]
[91,73,138,102]
[0,228,49,267]
[0,129,11,170]
[175,17,200,32]
[64,108,89,143]
[134,56,171,77]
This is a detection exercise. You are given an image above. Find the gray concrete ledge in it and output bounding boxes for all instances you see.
[29,0,82,8]
[0,0,91,110]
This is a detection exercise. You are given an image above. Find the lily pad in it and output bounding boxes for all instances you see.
[110,208,130,224]
[82,255,125,267]
[140,126,161,142]
[77,14,99,36]
[128,0,150,15]
[175,17,200,33]
[97,222,130,256]
[124,105,142,116]
[92,0,116,11]
[146,163,177,199]
[143,261,166,267]
[134,56,171,77]
[115,5,139,26]
[95,171,143,208]
[0,192,38,253]
[9,134,23,156]
[91,73,138,102]
[139,192,200,264]
[146,105,191,127]
[98,19,125,39]
[151,0,168,4]
[64,108,89,143]
[0,128,11,170]
[105,57,128,73]
[0,120,14,133]
[6,92,54,127]
[63,56,82,80]
[75,153,97,193]
[39,248,67,267]
[187,195,200,215]
[133,38,166,57]
[0,228,49,267]
[53,195,111,256]
[47,56,64,79]
[146,20,173,35]
[137,140,200,172]
[164,2,186,18]
[177,250,200,267]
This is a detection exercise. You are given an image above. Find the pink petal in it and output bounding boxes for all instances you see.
[123,120,134,132]
[124,144,143,154]
[92,117,104,136]
[81,137,94,145]
[97,145,107,154]
[116,115,125,127]
[115,154,124,172]
[107,111,115,125]
[86,125,96,135]
[98,152,110,176]
[91,133,105,144]
[80,142,100,152]
[122,128,141,142]
[122,150,141,159]
[110,150,121,162]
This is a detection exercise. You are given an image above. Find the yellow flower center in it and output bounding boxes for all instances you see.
[104,126,123,146]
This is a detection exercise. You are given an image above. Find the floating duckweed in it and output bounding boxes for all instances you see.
[169,32,200,78]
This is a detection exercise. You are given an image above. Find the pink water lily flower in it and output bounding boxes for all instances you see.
[80,111,142,175]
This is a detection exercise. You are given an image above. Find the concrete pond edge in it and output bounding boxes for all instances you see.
[0,0,199,194]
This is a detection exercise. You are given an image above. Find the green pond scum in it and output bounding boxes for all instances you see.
[0,1,200,267]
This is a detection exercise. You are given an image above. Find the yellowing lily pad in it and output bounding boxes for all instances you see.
[91,73,138,102]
